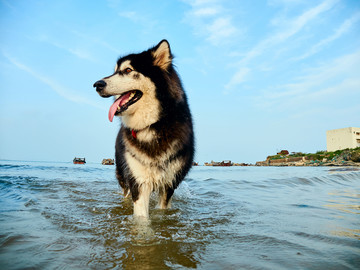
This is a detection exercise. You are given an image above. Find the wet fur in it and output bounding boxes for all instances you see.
[94,40,194,218]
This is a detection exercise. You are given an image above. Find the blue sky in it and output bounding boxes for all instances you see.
[0,0,359,164]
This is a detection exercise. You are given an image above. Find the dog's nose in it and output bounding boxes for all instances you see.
[93,80,107,92]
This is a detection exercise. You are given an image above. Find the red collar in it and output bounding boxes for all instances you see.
[131,129,137,139]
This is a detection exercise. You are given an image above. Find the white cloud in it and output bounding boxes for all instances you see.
[70,30,121,55]
[184,0,238,46]
[206,17,237,45]
[34,34,95,61]
[225,67,250,89]
[117,10,158,33]
[268,0,305,5]
[3,53,103,109]
[193,7,219,17]
[227,0,340,88]
[118,11,138,21]
[294,11,360,60]
[250,0,338,62]
[286,0,338,32]
[255,50,360,111]
[189,0,218,6]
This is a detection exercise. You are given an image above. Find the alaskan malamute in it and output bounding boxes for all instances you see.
[94,40,194,218]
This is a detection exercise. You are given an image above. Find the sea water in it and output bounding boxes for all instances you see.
[0,160,359,269]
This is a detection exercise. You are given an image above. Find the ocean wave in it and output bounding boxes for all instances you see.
[0,161,359,269]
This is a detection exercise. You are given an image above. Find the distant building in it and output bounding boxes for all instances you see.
[326,127,360,152]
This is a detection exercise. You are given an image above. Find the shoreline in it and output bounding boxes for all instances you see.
[255,160,360,167]
[255,147,360,167]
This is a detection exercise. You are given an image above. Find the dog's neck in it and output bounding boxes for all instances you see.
[125,125,157,142]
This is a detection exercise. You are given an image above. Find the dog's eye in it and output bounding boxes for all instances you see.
[124,68,132,74]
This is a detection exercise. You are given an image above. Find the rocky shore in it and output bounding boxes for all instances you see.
[256,148,360,167]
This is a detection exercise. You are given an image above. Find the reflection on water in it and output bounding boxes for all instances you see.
[326,189,360,215]
[325,189,360,240]
[0,161,360,269]
[329,227,360,240]
[87,205,203,269]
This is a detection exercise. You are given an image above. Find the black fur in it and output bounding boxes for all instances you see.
[112,41,195,205]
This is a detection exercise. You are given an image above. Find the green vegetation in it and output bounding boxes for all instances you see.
[267,147,360,162]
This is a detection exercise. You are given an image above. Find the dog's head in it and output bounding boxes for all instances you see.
[94,40,184,130]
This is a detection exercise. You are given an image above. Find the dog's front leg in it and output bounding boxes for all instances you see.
[158,186,174,209]
[133,184,152,218]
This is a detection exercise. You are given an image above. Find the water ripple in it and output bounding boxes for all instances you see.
[1,161,359,269]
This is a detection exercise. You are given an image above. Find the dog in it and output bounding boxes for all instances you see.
[93,40,194,218]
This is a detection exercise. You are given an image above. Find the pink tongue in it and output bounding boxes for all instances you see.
[108,92,132,122]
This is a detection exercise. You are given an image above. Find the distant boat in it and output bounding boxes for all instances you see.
[102,158,114,165]
[73,157,86,164]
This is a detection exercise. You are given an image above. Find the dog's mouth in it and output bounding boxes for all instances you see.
[108,90,143,122]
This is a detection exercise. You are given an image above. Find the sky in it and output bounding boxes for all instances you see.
[0,0,359,164]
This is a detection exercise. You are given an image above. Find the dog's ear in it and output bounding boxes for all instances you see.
[152,40,172,70]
